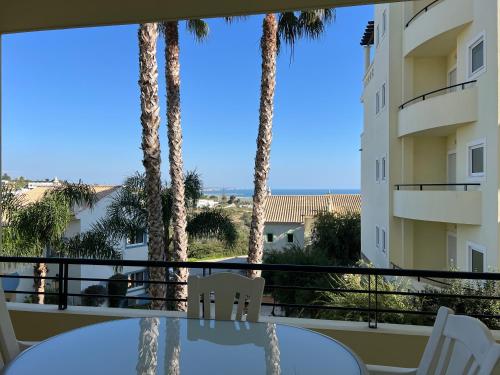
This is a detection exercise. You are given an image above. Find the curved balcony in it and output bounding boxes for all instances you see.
[393,184,481,225]
[398,81,477,137]
[404,0,473,57]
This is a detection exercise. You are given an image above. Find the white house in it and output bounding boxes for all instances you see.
[263,194,361,251]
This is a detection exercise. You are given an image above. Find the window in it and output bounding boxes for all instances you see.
[467,140,485,178]
[468,33,486,78]
[381,228,387,253]
[381,83,386,108]
[375,159,380,182]
[468,242,485,273]
[287,233,294,243]
[382,10,387,36]
[128,270,148,289]
[375,91,380,114]
[375,226,380,248]
[381,156,387,181]
[266,233,274,243]
[126,230,146,246]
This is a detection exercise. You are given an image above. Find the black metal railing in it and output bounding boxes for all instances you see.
[0,256,499,329]
[399,80,477,110]
[405,0,442,28]
[395,183,481,191]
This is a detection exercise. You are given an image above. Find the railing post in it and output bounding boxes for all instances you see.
[420,185,423,191]
[62,262,69,310]
[464,184,468,192]
[57,261,64,310]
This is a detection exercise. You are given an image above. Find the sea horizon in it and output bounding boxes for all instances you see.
[203,188,361,198]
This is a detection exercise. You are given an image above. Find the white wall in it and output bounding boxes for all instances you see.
[263,223,305,251]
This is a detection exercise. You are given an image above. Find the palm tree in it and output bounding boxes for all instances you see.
[138,23,167,310]
[248,10,335,277]
[161,20,209,311]
[96,171,237,308]
[136,317,160,375]
[2,182,114,304]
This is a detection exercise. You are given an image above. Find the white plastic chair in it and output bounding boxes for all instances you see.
[368,306,500,375]
[187,273,265,322]
[0,280,34,367]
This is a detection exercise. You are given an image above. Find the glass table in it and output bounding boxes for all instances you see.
[4,317,367,374]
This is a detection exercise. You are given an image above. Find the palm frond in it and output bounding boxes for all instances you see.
[1,185,23,223]
[224,16,248,24]
[50,181,97,208]
[277,11,302,55]
[59,231,121,260]
[187,209,238,247]
[186,19,209,42]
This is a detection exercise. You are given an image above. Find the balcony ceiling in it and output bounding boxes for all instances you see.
[0,0,398,34]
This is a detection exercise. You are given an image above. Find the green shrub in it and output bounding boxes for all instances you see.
[188,230,247,260]
[310,210,361,266]
[414,279,500,329]
[81,284,107,307]
[107,273,128,307]
[316,271,414,324]
[263,245,333,317]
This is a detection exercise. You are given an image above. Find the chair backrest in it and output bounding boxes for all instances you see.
[0,279,20,364]
[417,306,500,375]
[187,273,265,322]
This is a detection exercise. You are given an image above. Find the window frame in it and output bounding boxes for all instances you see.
[126,230,146,248]
[381,83,386,109]
[381,155,387,182]
[128,270,148,290]
[381,228,387,254]
[467,241,486,273]
[467,31,486,79]
[266,233,274,243]
[382,10,387,37]
[466,138,486,180]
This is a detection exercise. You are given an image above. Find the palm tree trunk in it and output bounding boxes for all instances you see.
[33,262,48,304]
[164,21,189,311]
[265,323,281,375]
[248,14,278,278]
[136,317,159,375]
[138,23,166,310]
[164,318,181,375]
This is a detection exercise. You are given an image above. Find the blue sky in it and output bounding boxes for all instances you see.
[2,5,372,189]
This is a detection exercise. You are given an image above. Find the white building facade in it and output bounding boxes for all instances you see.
[361,0,500,272]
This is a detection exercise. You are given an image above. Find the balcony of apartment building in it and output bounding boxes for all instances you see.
[398,80,477,137]
[393,183,481,225]
[403,0,473,57]
[1,256,499,372]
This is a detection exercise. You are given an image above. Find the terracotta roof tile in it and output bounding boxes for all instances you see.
[265,194,361,223]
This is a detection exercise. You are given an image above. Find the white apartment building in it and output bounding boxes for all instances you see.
[361,0,499,272]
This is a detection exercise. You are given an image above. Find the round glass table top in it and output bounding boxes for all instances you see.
[4,317,365,375]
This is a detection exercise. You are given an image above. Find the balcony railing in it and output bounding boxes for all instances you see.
[1,256,499,329]
[399,80,477,110]
[405,0,442,28]
[395,183,480,191]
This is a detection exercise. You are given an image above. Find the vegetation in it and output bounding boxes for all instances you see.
[138,23,166,310]
[81,285,107,307]
[1,182,119,304]
[248,10,335,276]
[311,211,361,266]
[161,19,209,311]
[107,274,129,308]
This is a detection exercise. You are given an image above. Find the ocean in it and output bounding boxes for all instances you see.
[203,188,360,198]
